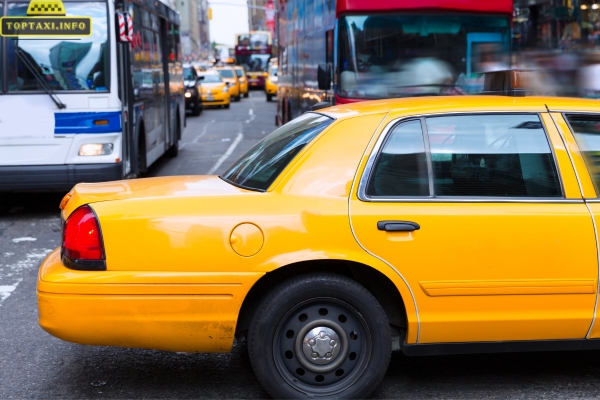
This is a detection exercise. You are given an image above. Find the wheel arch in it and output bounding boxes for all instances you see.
[235,259,408,345]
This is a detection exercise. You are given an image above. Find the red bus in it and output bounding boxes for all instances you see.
[276,0,513,124]
[235,31,273,89]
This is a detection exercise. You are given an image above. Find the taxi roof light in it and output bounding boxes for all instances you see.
[62,205,105,263]
[481,69,529,97]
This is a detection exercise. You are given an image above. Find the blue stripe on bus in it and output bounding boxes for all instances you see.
[54,111,121,134]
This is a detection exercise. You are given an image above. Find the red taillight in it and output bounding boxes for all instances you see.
[62,205,105,261]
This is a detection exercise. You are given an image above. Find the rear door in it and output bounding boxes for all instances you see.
[558,112,600,339]
[350,112,597,344]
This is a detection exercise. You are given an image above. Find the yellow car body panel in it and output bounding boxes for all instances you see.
[265,78,277,95]
[199,81,230,106]
[39,95,600,353]
[214,67,240,98]
[233,66,249,95]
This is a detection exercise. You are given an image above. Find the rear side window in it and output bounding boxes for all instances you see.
[367,120,429,197]
[566,115,600,193]
[367,114,562,198]
[222,113,333,191]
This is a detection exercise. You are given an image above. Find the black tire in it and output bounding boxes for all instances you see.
[136,132,147,176]
[248,273,391,399]
[165,118,180,158]
[225,103,230,109]
[267,94,273,102]
[244,92,249,98]
[236,94,242,101]
[190,97,202,116]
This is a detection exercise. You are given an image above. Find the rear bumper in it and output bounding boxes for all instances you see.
[0,162,122,191]
[37,248,261,352]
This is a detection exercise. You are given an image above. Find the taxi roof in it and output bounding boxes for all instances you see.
[319,96,600,120]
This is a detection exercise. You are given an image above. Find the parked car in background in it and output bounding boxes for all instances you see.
[214,67,241,101]
[234,66,249,98]
[198,71,230,109]
[265,63,278,102]
[183,64,203,116]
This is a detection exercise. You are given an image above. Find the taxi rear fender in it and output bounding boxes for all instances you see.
[235,258,409,347]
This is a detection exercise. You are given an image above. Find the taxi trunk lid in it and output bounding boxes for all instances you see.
[61,175,250,218]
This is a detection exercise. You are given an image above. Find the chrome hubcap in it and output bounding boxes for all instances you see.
[302,327,341,365]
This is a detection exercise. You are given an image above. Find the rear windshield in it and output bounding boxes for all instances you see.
[218,69,235,78]
[221,113,333,191]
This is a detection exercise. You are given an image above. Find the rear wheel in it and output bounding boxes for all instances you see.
[236,94,242,101]
[248,273,391,399]
[165,117,180,158]
[244,92,249,98]
[267,94,273,102]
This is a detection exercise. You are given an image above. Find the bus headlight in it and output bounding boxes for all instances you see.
[79,143,114,156]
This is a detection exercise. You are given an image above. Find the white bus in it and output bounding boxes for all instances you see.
[0,0,185,190]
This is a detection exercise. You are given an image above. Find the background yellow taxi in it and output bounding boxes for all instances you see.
[197,71,230,108]
[214,66,241,101]
[265,63,278,102]
[38,96,600,398]
[233,65,249,98]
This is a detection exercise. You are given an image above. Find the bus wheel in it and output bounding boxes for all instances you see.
[137,130,147,176]
[248,273,391,399]
[166,117,180,158]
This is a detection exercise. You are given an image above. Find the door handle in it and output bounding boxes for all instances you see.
[377,220,420,232]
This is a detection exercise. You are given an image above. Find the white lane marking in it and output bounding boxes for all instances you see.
[12,237,36,243]
[246,108,256,124]
[0,279,21,302]
[192,122,212,144]
[222,138,231,142]
[207,133,244,175]
[0,248,52,305]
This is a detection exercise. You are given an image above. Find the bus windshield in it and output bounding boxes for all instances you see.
[237,54,270,73]
[4,2,108,92]
[338,14,510,98]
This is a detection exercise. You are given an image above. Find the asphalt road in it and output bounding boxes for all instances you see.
[3,91,600,398]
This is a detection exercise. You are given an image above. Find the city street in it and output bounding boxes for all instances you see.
[4,92,600,399]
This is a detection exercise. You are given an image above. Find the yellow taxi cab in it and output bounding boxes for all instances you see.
[214,66,241,101]
[233,66,249,98]
[265,63,278,102]
[38,96,600,398]
[197,71,230,109]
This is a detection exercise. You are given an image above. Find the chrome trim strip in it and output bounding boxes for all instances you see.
[585,201,600,339]
[357,197,581,204]
[358,112,566,202]
[348,111,422,344]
